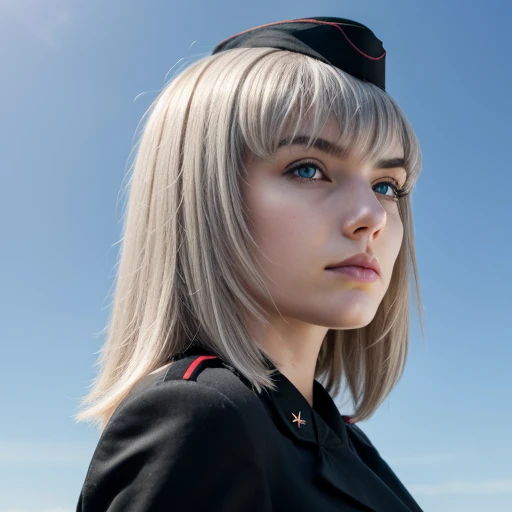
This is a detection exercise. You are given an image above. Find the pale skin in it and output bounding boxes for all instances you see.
[241,117,407,407]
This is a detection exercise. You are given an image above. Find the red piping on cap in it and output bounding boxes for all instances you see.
[215,18,385,61]
[182,355,218,380]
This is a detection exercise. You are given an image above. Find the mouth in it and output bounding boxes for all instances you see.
[325,265,379,282]
[325,252,381,277]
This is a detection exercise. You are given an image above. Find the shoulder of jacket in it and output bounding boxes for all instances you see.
[111,353,262,429]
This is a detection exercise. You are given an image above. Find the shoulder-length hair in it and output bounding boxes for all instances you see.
[75,47,424,432]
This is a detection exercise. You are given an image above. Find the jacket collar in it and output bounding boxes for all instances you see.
[178,343,422,512]
[259,358,349,446]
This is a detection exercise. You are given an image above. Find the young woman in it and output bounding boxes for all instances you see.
[75,16,425,512]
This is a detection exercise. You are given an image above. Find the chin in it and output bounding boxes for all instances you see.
[328,303,379,330]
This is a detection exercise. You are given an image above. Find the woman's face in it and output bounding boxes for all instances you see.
[241,117,406,330]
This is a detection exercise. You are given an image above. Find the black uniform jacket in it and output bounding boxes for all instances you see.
[76,343,424,511]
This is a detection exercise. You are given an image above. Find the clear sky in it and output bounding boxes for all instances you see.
[1,1,511,511]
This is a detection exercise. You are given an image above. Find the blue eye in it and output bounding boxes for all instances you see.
[285,160,406,201]
[373,182,400,198]
[285,160,329,183]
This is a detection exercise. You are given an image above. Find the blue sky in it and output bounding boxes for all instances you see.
[1,0,511,511]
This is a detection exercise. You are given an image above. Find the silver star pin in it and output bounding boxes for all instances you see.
[291,411,306,428]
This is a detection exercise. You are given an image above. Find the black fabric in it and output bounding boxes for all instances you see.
[76,344,424,511]
[212,16,386,91]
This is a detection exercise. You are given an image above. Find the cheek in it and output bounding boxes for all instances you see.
[245,185,324,277]
[390,210,404,257]
[381,209,404,285]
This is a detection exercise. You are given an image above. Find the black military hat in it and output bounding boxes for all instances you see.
[212,16,386,91]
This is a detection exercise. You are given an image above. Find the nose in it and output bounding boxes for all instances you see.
[340,182,387,241]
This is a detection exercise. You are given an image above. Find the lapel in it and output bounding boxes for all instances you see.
[312,407,421,511]
[341,421,425,512]
[260,359,422,512]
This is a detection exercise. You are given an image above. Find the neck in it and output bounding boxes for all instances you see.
[243,311,328,408]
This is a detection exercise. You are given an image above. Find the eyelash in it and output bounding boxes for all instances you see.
[285,160,408,201]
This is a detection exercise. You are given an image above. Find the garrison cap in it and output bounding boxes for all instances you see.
[212,16,386,91]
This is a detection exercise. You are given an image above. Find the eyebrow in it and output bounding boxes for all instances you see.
[276,135,406,171]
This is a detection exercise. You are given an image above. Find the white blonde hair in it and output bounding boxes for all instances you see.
[74,47,424,432]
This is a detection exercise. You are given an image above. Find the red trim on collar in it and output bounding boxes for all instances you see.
[342,415,356,424]
[182,355,219,380]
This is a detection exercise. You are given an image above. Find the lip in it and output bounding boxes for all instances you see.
[325,265,379,282]
[325,252,381,276]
